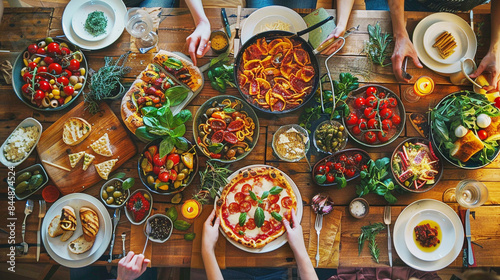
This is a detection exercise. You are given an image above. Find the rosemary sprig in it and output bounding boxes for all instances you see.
[194,160,232,204]
[358,222,385,263]
[364,22,393,67]
[84,52,131,114]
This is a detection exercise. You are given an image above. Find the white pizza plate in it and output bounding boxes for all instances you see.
[215,164,303,253]
[422,22,468,65]
[62,0,126,50]
[240,6,308,44]
[71,0,116,42]
[413,13,477,75]
[41,193,112,267]
[393,199,464,271]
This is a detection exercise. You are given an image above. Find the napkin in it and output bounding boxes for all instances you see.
[307,209,342,268]
[130,8,162,54]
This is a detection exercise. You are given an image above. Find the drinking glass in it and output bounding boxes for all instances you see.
[125,8,158,50]
[403,76,434,103]
[455,179,489,208]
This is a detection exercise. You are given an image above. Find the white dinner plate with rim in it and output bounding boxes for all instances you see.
[393,199,464,271]
[41,193,112,267]
[62,0,126,50]
[413,13,477,75]
[71,0,116,42]
[215,164,303,253]
[422,22,468,65]
[240,6,308,44]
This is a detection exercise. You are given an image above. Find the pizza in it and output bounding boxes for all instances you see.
[153,50,203,92]
[216,166,297,249]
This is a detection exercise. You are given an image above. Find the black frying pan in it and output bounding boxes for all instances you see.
[233,16,334,114]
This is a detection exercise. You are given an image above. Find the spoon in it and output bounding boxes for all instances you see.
[142,222,151,255]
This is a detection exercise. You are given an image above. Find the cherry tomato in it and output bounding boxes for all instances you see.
[366,86,377,96]
[43,56,54,65]
[361,165,368,171]
[63,86,74,96]
[36,48,46,55]
[378,99,388,109]
[326,161,335,170]
[48,63,62,75]
[23,72,33,82]
[167,153,180,165]
[28,62,38,71]
[392,115,401,125]
[326,173,335,183]
[357,118,368,129]
[38,80,51,92]
[354,153,363,163]
[60,47,71,55]
[364,131,377,143]
[382,119,393,131]
[368,119,378,129]
[47,42,61,55]
[495,97,500,109]
[22,83,32,94]
[324,165,330,174]
[153,154,166,166]
[364,107,377,119]
[378,92,386,99]
[316,165,327,175]
[67,59,80,72]
[34,90,45,100]
[380,108,393,119]
[346,157,355,166]
[153,165,161,175]
[169,169,178,181]
[377,130,391,142]
[339,155,347,162]
[344,168,356,178]
[334,163,342,171]
[478,130,488,140]
[387,97,398,107]
[346,113,358,126]
[37,66,48,73]
[365,95,378,107]
[351,125,362,135]
[209,152,222,159]
[158,172,170,182]
[57,76,69,86]
[64,69,72,77]
[354,97,366,109]
[27,44,38,54]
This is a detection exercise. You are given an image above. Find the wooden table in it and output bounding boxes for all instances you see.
[0,6,499,271]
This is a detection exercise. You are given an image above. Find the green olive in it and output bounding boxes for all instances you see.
[174,181,182,188]
[33,170,40,175]
[147,175,155,186]
[106,197,114,205]
[177,173,186,181]
[143,193,151,201]
[106,186,115,193]
[181,168,189,175]
[102,191,108,200]
[178,162,185,170]
[16,172,32,184]
[15,181,28,194]
[113,191,123,198]
[166,159,174,170]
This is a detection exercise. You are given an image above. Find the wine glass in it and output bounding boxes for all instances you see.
[125,8,158,51]
[455,179,489,208]
[403,76,435,103]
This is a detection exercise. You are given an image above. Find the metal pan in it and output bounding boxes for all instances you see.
[233,16,333,114]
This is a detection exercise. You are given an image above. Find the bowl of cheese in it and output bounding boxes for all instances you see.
[272,124,310,162]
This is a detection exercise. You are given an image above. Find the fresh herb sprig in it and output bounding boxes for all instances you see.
[207,52,235,93]
[356,158,398,203]
[194,161,232,204]
[84,52,131,114]
[364,22,393,67]
[358,222,386,263]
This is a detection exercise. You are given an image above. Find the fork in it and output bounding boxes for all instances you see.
[37,200,46,261]
[22,199,34,255]
[314,213,324,267]
[384,206,392,267]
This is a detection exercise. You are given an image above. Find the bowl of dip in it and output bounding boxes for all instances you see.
[272,124,310,162]
[210,30,229,54]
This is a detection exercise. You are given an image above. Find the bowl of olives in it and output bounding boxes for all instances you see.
[100,178,130,208]
[14,163,49,200]
[313,120,348,154]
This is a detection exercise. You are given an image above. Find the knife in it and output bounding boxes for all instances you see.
[233,5,242,58]
[221,8,231,38]
[465,209,474,265]
[108,208,121,263]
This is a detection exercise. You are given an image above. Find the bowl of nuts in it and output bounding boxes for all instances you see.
[100,178,131,208]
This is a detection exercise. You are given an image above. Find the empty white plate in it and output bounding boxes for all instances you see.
[423,22,468,65]
[71,0,116,42]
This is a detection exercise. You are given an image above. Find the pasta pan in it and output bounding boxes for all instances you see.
[234,16,335,114]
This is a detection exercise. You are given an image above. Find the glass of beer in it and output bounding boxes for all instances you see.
[403,76,435,103]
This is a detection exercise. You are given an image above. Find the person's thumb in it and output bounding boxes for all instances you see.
[470,63,486,79]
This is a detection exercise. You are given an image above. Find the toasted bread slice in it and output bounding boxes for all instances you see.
[82,153,95,171]
[68,151,85,168]
[485,116,500,141]
[80,207,99,242]
[60,206,77,231]
[60,230,74,242]
[68,234,94,254]
[48,215,64,238]
[95,159,118,180]
[451,130,485,162]
[63,117,91,146]
[90,133,113,157]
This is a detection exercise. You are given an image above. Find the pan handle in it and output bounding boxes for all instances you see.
[296,16,334,37]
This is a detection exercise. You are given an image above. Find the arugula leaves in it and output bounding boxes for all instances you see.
[356,158,398,203]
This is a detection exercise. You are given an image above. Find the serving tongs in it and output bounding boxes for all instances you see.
[321,25,359,113]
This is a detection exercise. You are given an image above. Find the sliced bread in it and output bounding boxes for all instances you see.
[48,215,64,238]
[68,234,94,254]
[95,159,118,180]
[90,133,113,157]
[60,230,74,242]
[63,117,92,146]
[68,151,85,168]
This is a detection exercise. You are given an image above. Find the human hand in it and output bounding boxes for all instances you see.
[283,208,306,253]
[391,35,423,82]
[470,49,500,90]
[186,20,211,66]
[320,24,346,55]
[116,251,150,280]
[202,209,220,253]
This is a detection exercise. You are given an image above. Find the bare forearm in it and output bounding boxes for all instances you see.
[335,0,355,28]
[293,246,318,280]
[388,0,408,38]
[185,0,209,25]
[202,249,223,280]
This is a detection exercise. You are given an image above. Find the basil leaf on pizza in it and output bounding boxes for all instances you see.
[249,190,258,201]
[271,211,283,222]
[254,207,265,228]
[261,191,269,200]
[239,212,247,227]
[270,186,283,195]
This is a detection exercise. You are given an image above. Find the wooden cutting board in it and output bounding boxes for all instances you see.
[37,101,137,195]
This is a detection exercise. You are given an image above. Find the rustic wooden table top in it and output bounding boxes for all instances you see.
[0,7,499,270]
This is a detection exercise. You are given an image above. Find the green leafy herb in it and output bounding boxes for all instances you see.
[254,207,265,227]
[358,222,385,263]
[165,86,190,106]
[84,11,108,37]
[364,22,393,67]
[271,211,282,222]
[261,191,269,200]
[207,54,234,93]
[269,186,283,195]
[110,172,126,179]
[239,212,247,227]
[163,57,183,71]
[195,161,232,203]
[121,178,135,191]
[238,230,245,236]
[356,158,398,203]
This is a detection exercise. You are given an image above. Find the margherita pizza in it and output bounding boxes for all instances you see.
[216,166,297,249]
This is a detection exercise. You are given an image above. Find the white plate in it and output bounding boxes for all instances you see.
[404,209,456,261]
[253,15,296,35]
[215,164,303,253]
[423,22,468,65]
[41,193,112,267]
[71,0,116,42]
[394,199,464,271]
[0,117,42,168]
[241,6,308,44]
[62,0,126,50]
[413,13,477,75]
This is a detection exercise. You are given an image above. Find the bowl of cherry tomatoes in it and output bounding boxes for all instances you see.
[312,148,371,187]
[343,85,406,147]
[12,37,88,111]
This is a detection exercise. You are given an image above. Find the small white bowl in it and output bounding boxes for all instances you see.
[125,189,153,225]
[144,214,173,243]
[0,117,42,168]
[404,209,455,261]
